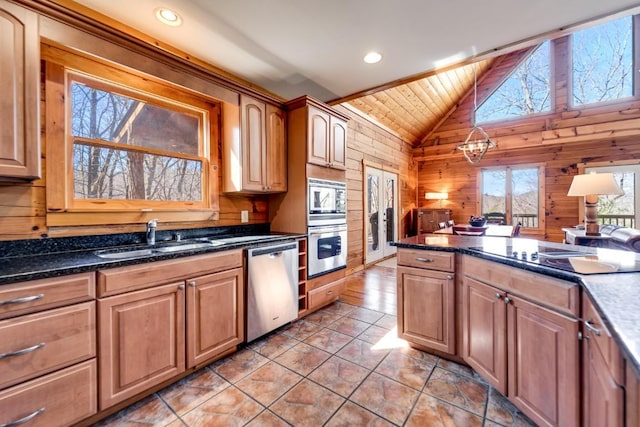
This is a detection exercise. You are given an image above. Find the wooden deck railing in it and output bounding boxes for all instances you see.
[598,214,635,228]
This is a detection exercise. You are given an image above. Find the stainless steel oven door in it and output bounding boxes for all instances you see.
[308,224,347,278]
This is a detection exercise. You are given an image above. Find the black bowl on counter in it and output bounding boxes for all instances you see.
[469,219,487,227]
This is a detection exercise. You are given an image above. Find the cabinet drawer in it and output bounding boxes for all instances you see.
[463,255,579,316]
[582,293,624,384]
[0,272,95,320]
[97,250,243,296]
[308,280,345,310]
[0,359,97,427]
[0,301,95,389]
[397,248,455,272]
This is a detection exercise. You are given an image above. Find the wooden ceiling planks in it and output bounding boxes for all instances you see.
[345,59,494,146]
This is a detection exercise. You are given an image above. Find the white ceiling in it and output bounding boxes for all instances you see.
[73,0,640,102]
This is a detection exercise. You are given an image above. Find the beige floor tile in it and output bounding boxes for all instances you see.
[304,328,353,353]
[423,367,488,416]
[336,338,390,370]
[350,372,420,425]
[374,314,397,330]
[347,307,386,324]
[159,369,230,415]
[165,420,187,427]
[485,387,537,426]
[274,342,331,375]
[308,355,370,397]
[280,319,323,340]
[304,310,343,326]
[437,358,475,378]
[328,316,371,337]
[249,333,298,359]
[375,351,436,390]
[405,393,484,427]
[270,379,344,427]
[245,410,290,427]
[325,401,394,427]
[321,300,357,316]
[211,348,269,383]
[93,394,178,426]
[235,361,302,406]
[180,386,263,426]
[393,345,440,365]
[358,324,394,345]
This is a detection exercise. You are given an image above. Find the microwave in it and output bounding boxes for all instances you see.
[308,178,346,226]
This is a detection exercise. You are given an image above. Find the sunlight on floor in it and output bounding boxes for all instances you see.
[371,326,409,351]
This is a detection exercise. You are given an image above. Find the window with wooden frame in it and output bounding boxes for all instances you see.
[44,45,219,227]
[477,164,545,231]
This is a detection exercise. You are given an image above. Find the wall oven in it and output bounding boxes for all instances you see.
[307,224,347,278]
[308,178,346,226]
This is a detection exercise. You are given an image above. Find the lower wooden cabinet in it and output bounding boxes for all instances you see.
[98,282,186,409]
[0,359,97,427]
[397,266,455,354]
[97,250,244,410]
[186,268,244,367]
[462,274,580,427]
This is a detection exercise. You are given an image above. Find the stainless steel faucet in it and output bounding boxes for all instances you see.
[146,219,158,245]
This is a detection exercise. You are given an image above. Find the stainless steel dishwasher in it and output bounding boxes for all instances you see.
[246,242,299,342]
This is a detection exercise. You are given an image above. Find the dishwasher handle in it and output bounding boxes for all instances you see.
[249,243,297,257]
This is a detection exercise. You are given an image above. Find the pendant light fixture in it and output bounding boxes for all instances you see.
[456,63,495,165]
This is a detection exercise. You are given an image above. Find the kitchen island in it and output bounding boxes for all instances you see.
[393,234,640,427]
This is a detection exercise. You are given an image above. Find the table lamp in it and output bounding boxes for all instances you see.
[425,192,448,208]
[567,172,623,236]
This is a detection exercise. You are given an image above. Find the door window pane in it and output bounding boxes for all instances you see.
[367,174,380,251]
[511,168,539,228]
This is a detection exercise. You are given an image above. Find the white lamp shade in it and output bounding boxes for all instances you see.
[567,173,623,197]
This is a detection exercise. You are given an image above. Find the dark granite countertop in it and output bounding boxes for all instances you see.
[0,224,305,285]
[393,234,640,375]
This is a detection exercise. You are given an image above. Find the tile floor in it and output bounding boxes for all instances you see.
[95,301,537,426]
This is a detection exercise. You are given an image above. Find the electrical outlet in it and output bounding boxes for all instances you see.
[241,210,249,223]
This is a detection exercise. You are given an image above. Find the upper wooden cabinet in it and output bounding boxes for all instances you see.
[286,96,349,171]
[222,95,287,193]
[0,0,40,181]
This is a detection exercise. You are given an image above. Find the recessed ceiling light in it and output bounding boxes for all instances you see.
[155,8,182,26]
[363,51,382,64]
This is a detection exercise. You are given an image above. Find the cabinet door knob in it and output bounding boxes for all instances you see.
[495,293,502,299]
[178,284,185,290]
[188,281,196,287]
[447,275,453,280]
[504,297,511,304]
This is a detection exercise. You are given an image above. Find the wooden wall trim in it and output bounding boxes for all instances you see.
[14,0,283,106]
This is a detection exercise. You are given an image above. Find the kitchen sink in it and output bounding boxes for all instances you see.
[94,241,223,259]
[154,242,225,252]
[94,248,157,259]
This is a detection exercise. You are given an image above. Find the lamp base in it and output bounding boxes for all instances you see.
[584,195,600,236]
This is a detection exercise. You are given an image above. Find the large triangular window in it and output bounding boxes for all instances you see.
[475,41,551,124]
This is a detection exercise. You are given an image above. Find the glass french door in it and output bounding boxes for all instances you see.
[365,166,398,264]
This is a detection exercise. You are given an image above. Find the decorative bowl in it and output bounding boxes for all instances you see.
[469,216,487,227]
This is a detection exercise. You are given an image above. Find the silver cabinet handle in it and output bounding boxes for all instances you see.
[414,257,434,263]
[584,320,601,336]
[495,293,502,299]
[178,284,185,291]
[0,342,45,360]
[0,407,45,427]
[188,281,196,287]
[446,275,453,280]
[0,294,44,307]
[327,291,333,295]
[504,297,511,304]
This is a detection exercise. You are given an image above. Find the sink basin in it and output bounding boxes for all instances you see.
[154,242,224,252]
[95,249,156,259]
[95,241,223,259]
